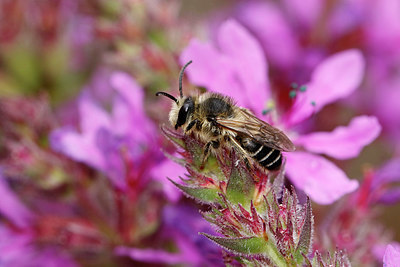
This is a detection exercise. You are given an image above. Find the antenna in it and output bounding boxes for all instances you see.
[179,60,192,98]
[155,92,178,103]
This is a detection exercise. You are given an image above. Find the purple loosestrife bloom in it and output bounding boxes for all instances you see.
[115,205,224,267]
[0,173,77,267]
[180,19,381,204]
[325,0,400,152]
[51,70,184,202]
[160,205,224,266]
[0,225,77,267]
[233,0,400,151]
[383,243,400,267]
[371,158,400,205]
[316,161,400,265]
[0,175,34,229]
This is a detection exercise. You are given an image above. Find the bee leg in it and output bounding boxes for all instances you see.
[228,136,252,169]
[211,140,220,149]
[200,140,220,169]
[243,157,251,170]
[200,142,211,170]
[185,119,198,133]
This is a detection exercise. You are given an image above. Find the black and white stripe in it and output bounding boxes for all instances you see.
[238,137,282,170]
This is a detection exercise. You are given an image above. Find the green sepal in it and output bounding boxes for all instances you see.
[161,126,186,149]
[295,197,313,258]
[226,159,255,210]
[202,234,287,266]
[168,178,219,203]
[202,234,268,255]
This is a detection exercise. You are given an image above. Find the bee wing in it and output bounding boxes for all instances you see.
[216,108,296,152]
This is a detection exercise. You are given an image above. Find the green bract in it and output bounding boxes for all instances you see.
[162,126,351,266]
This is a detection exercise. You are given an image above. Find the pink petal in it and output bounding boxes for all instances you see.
[236,1,300,68]
[0,176,34,228]
[115,228,203,265]
[373,242,400,262]
[0,224,78,266]
[111,94,134,137]
[218,19,270,115]
[95,128,127,190]
[111,93,155,146]
[114,247,187,265]
[110,72,144,113]
[383,244,400,266]
[367,0,400,52]
[285,152,359,204]
[180,19,269,116]
[286,49,365,126]
[50,128,105,171]
[371,76,400,137]
[377,188,400,205]
[295,116,381,159]
[0,225,33,263]
[79,92,111,134]
[281,0,322,27]
[327,1,366,37]
[150,159,185,202]
[110,73,156,144]
[373,158,400,188]
[181,40,237,97]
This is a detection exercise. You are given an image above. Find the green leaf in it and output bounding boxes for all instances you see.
[168,178,219,203]
[202,234,287,266]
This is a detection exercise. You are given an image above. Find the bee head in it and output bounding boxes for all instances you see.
[156,60,194,130]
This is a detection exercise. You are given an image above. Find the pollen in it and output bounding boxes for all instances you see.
[299,85,307,92]
[262,109,271,115]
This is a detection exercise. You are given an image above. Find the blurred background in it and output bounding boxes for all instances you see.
[0,0,399,266]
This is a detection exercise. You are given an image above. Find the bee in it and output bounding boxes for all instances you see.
[156,61,295,171]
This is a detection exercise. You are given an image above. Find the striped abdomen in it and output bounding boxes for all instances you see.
[237,136,282,170]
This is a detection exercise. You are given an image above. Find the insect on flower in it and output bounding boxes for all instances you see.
[156,61,295,171]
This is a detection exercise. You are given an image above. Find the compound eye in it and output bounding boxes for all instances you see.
[175,98,194,129]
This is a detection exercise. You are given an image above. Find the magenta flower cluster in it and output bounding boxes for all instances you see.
[51,70,184,201]
[0,0,399,265]
[181,20,380,205]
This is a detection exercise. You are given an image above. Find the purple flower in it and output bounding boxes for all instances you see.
[234,0,400,151]
[0,174,34,229]
[0,225,77,267]
[0,173,77,266]
[370,158,400,205]
[180,19,270,117]
[383,243,400,267]
[115,204,223,266]
[161,204,224,266]
[180,19,381,204]
[51,70,184,201]
[328,0,400,151]
[234,1,301,69]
